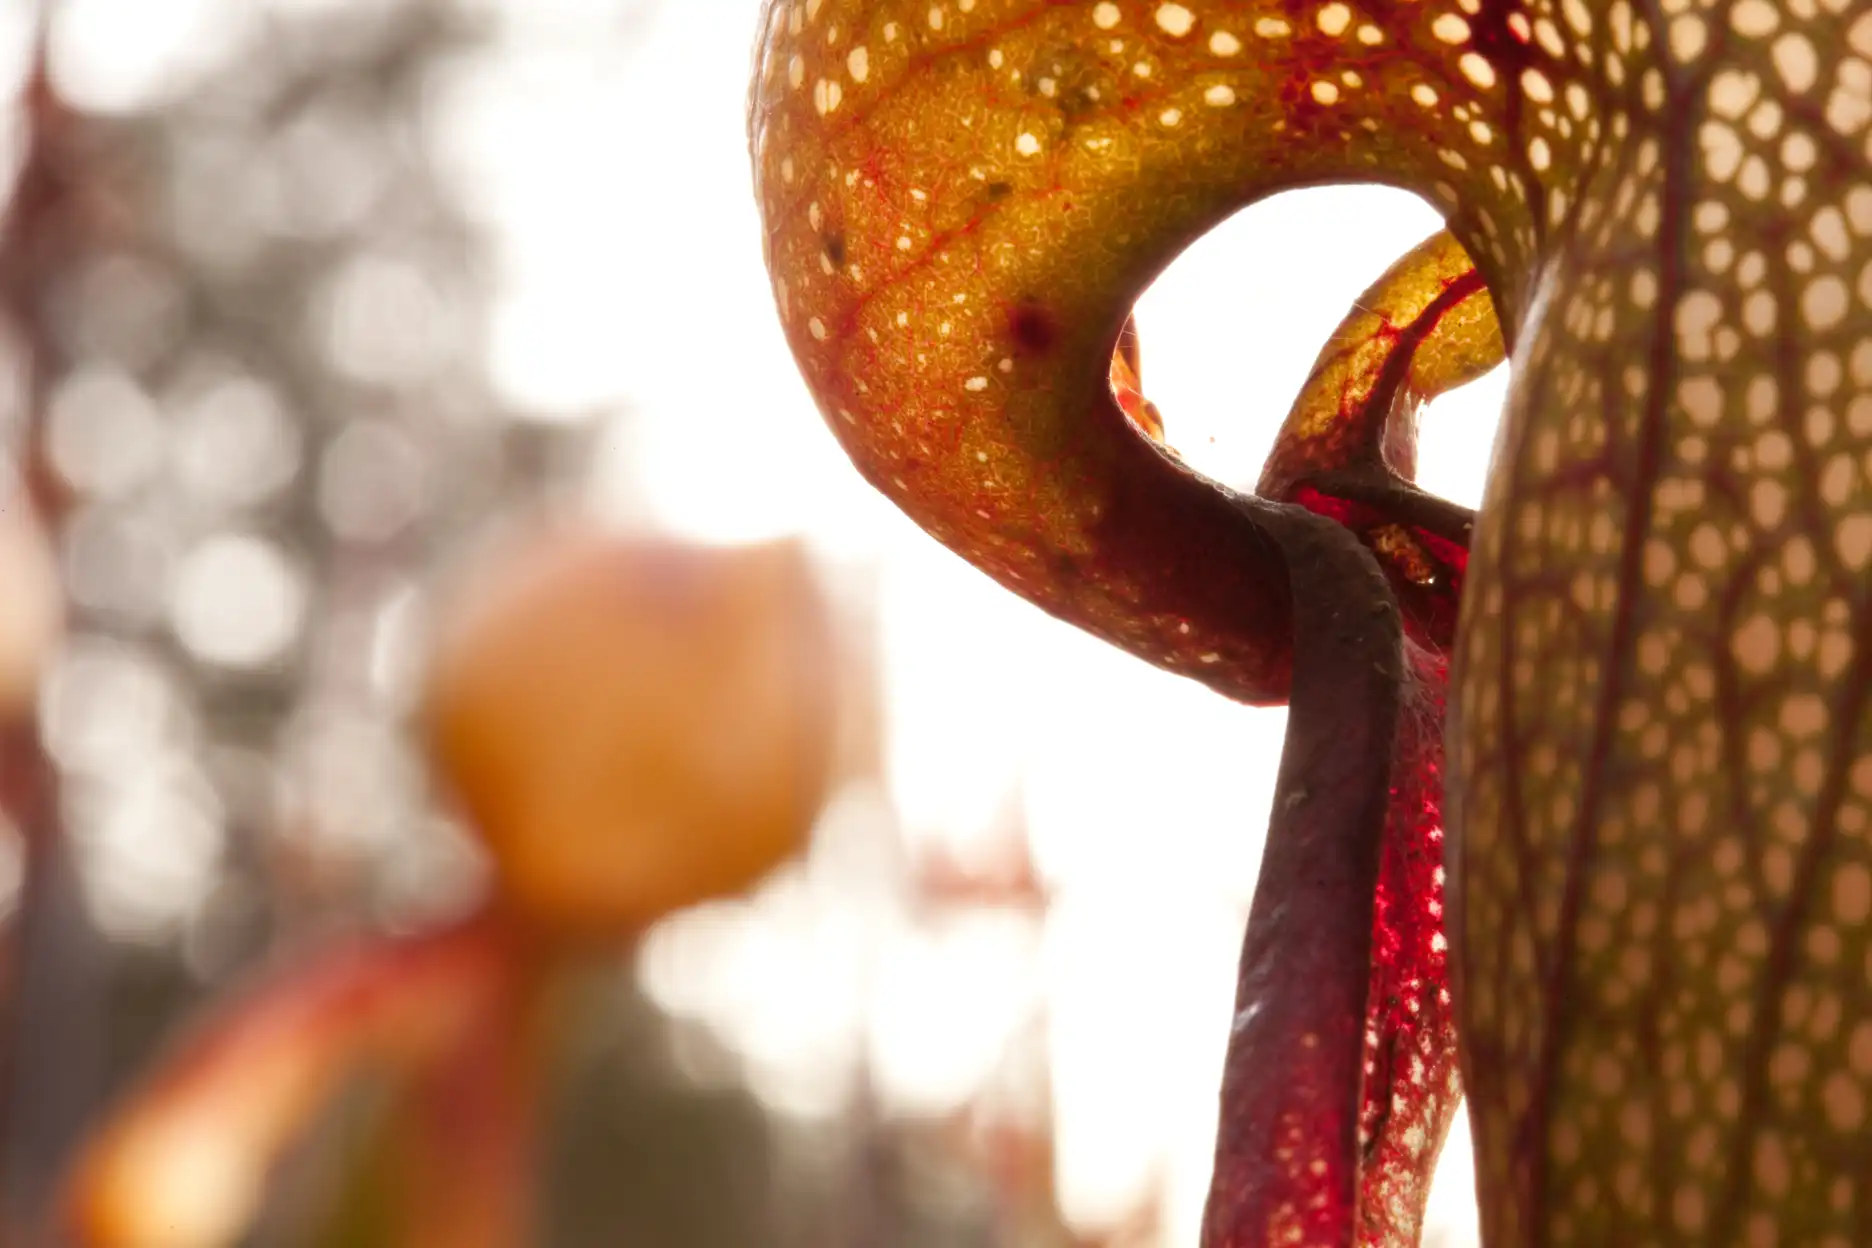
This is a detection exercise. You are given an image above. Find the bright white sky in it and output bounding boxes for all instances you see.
[26,0,1509,1242]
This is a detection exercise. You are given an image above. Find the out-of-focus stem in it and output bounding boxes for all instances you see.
[390,933,559,1248]
[63,914,516,1248]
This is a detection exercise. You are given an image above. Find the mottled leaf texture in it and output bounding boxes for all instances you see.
[752,0,1872,1244]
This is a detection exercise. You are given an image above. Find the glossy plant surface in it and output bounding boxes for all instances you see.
[751,0,1872,1243]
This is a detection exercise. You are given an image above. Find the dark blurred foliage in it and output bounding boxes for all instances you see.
[0,3,1093,1245]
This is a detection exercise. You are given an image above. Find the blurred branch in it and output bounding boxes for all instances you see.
[0,53,110,1242]
[389,955,555,1248]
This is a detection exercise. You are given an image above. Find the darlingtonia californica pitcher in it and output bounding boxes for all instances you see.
[749,0,1872,1242]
